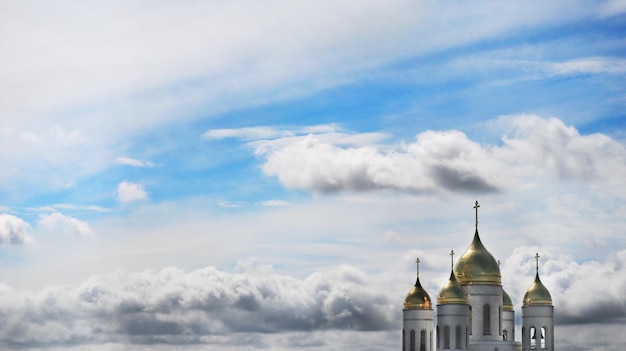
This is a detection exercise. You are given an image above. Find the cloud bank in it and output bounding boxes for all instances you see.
[0,250,624,350]
[0,264,395,348]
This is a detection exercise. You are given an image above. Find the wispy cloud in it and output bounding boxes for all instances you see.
[203,124,342,141]
[494,56,626,77]
[25,204,112,213]
[115,157,160,168]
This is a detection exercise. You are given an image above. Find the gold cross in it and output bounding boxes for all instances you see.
[473,201,480,229]
[450,250,455,270]
[416,257,420,277]
[535,253,540,273]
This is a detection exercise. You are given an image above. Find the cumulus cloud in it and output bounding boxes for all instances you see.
[37,212,95,237]
[117,182,148,203]
[252,116,626,196]
[0,264,396,348]
[501,247,626,326]
[0,214,35,245]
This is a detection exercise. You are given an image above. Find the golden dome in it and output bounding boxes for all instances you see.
[454,230,501,285]
[523,273,552,306]
[438,270,468,305]
[404,276,433,310]
[404,258,433,310]
[502,288,514,311]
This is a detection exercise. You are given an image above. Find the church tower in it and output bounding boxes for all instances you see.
[436,250,470,350]
[403,257,434,351]
[522,253,554,351]
[454,202,504,346]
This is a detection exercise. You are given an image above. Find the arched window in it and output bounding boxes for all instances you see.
[420,330,426,351]
[503,329,508,341]
[540,327,546,349]
[403,329,406,351]
[530,326,536,350]
[430,331,433,351]
[469,306,473,335]
[444,326,450,349]
[436,326,440,349]
[522,327,525,348]
[483,304,491,335]
[410,329,416,351]
[455,325,461,349]
[499,306,502,335]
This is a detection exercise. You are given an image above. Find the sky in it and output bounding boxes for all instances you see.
[0,0,625,350]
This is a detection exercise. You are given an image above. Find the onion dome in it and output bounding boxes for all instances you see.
[404,258,433,310]
[438,270,468,305]
[523,253,552,306]
[454,230,501,285]
[523,273,552,306]
[502,288,514,311]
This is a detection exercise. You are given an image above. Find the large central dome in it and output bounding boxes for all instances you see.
[454,230,501,285]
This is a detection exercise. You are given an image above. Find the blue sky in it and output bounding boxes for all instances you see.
[0,1,625,350]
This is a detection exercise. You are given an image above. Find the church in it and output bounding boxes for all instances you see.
[402,202,554,351]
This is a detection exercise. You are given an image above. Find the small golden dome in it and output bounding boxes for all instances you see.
[523,273,552,306]
[454,230,501,285]
[502,288,514,311]
[404,275,433,310]
[438,270,468,305]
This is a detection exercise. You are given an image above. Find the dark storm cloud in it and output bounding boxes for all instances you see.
[431,165,498,193]
[0,265,397,348]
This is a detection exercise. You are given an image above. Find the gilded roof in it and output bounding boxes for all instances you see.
[454,230,501,285]
[523,273,552,306]
[404,276,433,310]
[502,288,514,311]
[438,270,468,305]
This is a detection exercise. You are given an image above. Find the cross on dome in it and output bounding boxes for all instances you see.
[416,257,421,277]
[450,250,455,270]
[474,200,480,229]
[535,253,540,273]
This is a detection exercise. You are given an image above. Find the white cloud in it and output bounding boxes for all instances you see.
[494,56,626,77]
[254,116,626,196]
[115,157,159,168]
[551,57,626,75]
[203,124,344,142]
[52,204,112,213]
[117,182,148,203]
[0,214,35,246]
[501,247,626,326]
[37,212,95,237]
[203,127,294,141]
